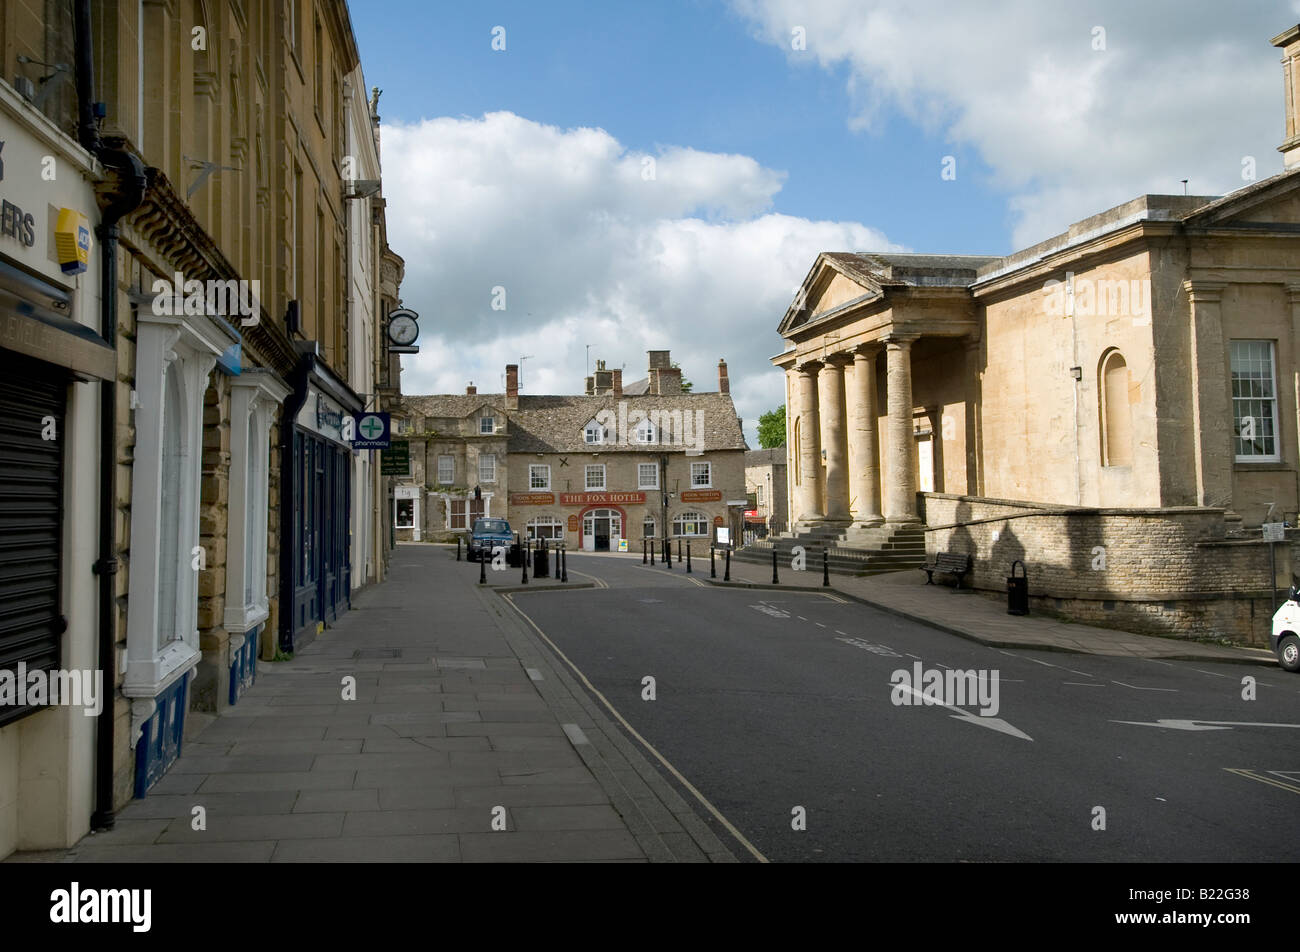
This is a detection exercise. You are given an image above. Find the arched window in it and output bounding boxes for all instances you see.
[1099,349,1133,467]
[526,515,563,541]
[672,511,709,537]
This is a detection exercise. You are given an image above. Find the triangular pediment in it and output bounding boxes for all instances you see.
[777,253,883,335]
[1183,167,1300,227]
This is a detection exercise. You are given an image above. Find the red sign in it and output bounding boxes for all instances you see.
[713,516,725,526]
[680,490,722,502]
[510,493,555,506]
[567,514,580,531]
[559,492,646,506]
[744,509,758,518]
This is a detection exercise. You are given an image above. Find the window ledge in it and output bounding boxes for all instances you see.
[122,641,201,699]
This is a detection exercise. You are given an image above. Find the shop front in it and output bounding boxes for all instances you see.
[281,353,361,652]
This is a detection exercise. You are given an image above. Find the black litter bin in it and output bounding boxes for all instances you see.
[534,542,550,578]
[1007,560,1028,616]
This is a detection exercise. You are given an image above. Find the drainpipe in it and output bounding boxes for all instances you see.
[76,0,149,831]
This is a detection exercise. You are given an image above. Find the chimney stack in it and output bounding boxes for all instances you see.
[466,383,477,395]
[1274,25,1300,169]
[718,358,729,395]
[611,368,623,397]
[505,364,519,409]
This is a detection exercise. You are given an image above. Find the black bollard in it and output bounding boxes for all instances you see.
[663,538,671,569]
[479,550,486,585]
[710,544,716,578]
[772,547,779,584]
[823,548,830,587]
[650,539,655,565]
[678,539,682,562]
[456,537,462,561]
[686,541,692,573]
[522,540,529,584]
[643,539,647,565]
[560,545,568,583]
[724,546,731,582]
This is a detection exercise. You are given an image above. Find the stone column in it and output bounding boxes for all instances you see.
[819,355,851,523]
[963,336,982,496]
[851,347,883,526]
[795,361,824,525]
[884,334,920,525]
[1186,282,1233,511]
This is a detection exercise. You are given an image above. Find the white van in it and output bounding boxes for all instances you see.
[1270,587,1300,672]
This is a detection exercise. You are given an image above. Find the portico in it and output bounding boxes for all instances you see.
[774,254,993,534]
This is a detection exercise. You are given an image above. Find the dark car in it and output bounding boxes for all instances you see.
[468,518,514,563]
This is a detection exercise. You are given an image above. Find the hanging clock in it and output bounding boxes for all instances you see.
[387,308,419,346]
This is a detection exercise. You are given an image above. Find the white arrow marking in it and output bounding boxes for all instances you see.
[896,685,1033,741]
[1113,719,1300,731]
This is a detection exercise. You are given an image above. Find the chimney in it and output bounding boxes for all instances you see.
[717,358,729,395]
[466,383,477,395]
[1274,25,1300,168]
[656,366,682,395]
[611,368,623,397]
[585,375,595,395]
[505,364,519,410]
[593,358,613,394]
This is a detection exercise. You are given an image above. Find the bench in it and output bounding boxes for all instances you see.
[921,552,972,589]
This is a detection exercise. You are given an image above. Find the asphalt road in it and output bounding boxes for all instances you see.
[506,552,1300,862]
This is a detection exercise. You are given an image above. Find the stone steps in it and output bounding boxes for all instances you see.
[733,524,928,577]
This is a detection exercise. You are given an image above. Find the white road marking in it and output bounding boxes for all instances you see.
[895,685,1033,741]
[1113,719,1300,731]
[1192,669,1230,679]
[1064,681,1104,687]
[525,667,544,681]
[1112,681,1178,692]
[561,723,590,745]
[906,653,922,660]
[1021,656,1060,669]
[797,616,807,621]
[815,622,826,628]
[1142,658,1175,667]
[1066,669,1096,679]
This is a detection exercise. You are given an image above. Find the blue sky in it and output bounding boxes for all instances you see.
[353,0,1006,255]
[350,1,1295,441]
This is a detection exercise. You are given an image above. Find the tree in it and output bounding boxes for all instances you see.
[757,405,786,448]
[672,361,693,392]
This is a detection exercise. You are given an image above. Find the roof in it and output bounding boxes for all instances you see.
[398,392,747,454]
[745,447,787,466]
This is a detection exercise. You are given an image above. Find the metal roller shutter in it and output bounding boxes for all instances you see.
[0,348,67,727]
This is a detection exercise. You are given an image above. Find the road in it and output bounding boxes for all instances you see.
[505,552,1300,862]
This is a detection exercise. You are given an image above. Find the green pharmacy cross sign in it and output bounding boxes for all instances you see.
[352,412,391,450]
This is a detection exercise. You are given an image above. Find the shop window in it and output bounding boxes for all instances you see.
[395,497,415,529]
[673,511,709,537]
[527,516,563,540]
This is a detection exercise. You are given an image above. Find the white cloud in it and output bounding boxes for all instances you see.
[381,112,899,443]
[731,0,1286,246]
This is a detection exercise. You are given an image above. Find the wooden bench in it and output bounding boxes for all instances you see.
[921,552,972,589]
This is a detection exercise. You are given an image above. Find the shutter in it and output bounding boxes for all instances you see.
[0,349,67,727]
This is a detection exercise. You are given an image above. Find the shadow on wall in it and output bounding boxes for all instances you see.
[948,499,975,566]
[989,521,1027,590]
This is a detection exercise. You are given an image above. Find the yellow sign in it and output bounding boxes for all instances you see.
[55,208,91,275]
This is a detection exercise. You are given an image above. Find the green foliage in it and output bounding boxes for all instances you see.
[757,405,786,448]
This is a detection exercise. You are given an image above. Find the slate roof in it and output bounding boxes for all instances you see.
[398,392,746,454]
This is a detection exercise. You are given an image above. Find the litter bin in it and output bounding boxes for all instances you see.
[1007,560,1028,616]
[534,541,550,579]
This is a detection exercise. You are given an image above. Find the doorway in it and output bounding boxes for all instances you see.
[582,508,622,551]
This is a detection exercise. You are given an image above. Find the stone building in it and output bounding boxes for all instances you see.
[0,0,400,858]
[771,24,1300,645]
[392,353,748,550]
[745,447,788,534]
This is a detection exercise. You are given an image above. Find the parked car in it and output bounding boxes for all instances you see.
[1270,586,1300,672]
[468,518,514,563]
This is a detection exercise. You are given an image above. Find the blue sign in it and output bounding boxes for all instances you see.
[353,412,391,449]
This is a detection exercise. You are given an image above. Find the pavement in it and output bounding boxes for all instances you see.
[8,543,737,863]
[661,544,1279,666]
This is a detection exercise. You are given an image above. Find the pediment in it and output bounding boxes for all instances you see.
[1184,168,1300,227]
[777,254,882,336]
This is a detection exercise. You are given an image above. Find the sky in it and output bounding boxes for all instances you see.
[351,0,1299,445]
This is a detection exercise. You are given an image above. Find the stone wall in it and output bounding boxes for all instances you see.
[923,492,1289,645]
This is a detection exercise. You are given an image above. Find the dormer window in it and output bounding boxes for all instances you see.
[584,419,608,444]
[635,418,656,443]
[480,415,495,434]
